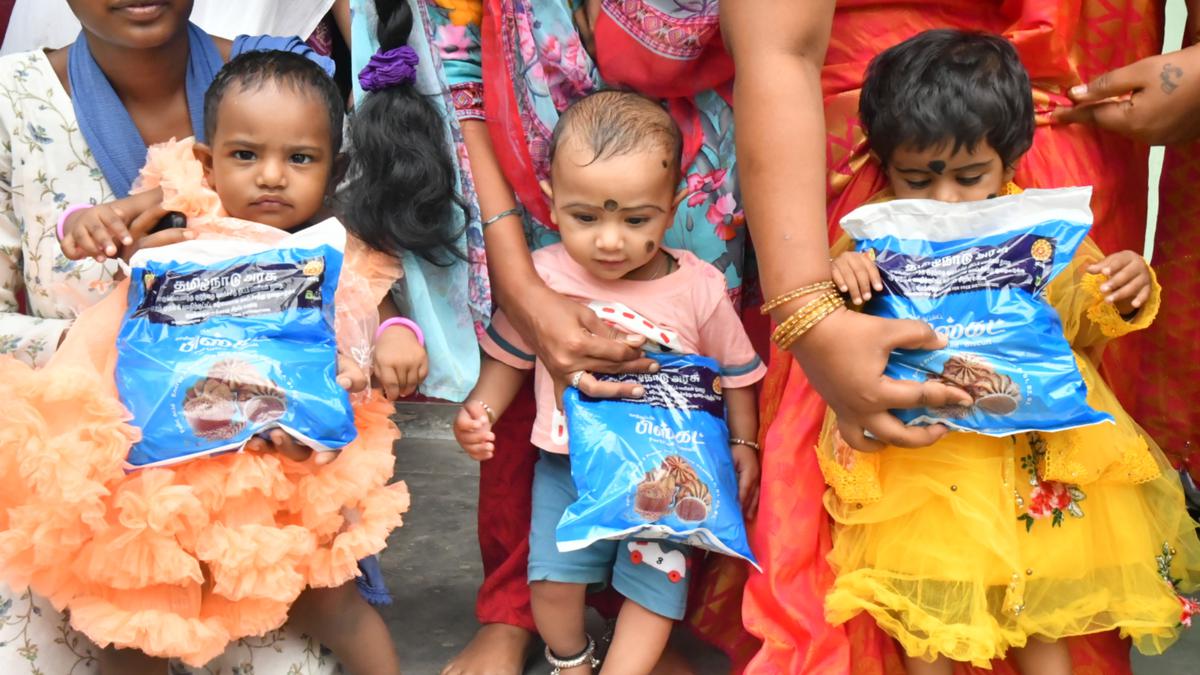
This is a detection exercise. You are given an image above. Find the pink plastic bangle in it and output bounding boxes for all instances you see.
[56,204,93,242]
[376,317,424,347]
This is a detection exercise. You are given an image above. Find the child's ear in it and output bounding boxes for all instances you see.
[672,187,687,210]
[539,180,557,226]
[193,143,214,183]
[330,153,350,197]
[1002,162,1017,186]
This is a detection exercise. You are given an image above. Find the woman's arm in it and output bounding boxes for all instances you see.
[722,1,968,451]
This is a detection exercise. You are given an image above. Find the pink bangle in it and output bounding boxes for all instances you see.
[56,204,93,242]
[376,317,424,347]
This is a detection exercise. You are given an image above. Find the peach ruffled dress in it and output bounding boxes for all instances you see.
[0,139,410,666]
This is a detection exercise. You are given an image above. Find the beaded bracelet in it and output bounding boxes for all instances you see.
[56,204,93,242]
[761,280,837,315]
[375,317,425,347]
[729,437,761,451]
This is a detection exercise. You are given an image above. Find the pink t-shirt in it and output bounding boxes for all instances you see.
[480,244,767,453]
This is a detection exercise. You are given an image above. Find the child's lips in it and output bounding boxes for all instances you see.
[250,197,291,212]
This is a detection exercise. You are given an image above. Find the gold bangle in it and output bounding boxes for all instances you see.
[475,400,497,425]
[761,280,837,315]
[771,290,844,350]
[774,297,842,350]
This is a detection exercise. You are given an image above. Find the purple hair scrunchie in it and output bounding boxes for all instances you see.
[359,45,419,92]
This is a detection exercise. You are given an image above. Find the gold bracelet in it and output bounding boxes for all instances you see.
[776,299,842,350]
[729,437,761,451]
[761,280,837,315]
[771,290,841,341]
[475,400,497,425]
[771,290,844,350]
[774,296,843,350]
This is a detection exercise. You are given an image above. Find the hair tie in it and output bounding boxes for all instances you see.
[358,45,419,91]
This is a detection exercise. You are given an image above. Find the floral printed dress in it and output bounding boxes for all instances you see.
[0,50,339,675]
[814,235,1200,666]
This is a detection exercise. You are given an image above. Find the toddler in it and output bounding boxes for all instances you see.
[454,90,766,674]
[821,29,1200,675]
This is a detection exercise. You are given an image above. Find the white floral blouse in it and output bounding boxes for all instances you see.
[0,50,340,675]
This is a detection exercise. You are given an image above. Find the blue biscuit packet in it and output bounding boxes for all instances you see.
[560,352,759,568]
[117,219,356,468]
[840,187,1112,435]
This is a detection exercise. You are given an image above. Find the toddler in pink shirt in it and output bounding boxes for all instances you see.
[453,90,764,675]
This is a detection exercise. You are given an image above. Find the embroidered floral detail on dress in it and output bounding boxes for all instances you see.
[604,0,719,59]
[1157,541,1200,627]
[1017,433,1086,531]
[685,168,726,206]
[706,193,744,241]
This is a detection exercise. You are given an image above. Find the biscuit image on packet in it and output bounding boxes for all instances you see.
[839,187,1113,436]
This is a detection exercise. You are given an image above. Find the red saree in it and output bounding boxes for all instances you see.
[743,1,1165,673]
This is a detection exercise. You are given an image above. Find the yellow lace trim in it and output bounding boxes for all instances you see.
[434,0,483,26]
[1080,266,1161,338]
[1039,358,1160,485]
[815,414,882,504]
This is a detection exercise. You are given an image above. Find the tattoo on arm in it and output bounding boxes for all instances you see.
[1161,63,1183,94]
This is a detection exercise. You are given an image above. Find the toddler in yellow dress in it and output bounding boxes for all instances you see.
[820,29,1200,674]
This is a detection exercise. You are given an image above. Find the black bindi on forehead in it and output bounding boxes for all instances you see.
[604,199,619,212]
[928,160,946,174]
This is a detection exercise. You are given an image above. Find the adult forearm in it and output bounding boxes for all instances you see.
[460,120,542,311]
[724,1,835,320]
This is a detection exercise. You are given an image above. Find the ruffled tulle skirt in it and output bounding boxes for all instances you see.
[0,282,408,667]
[823,431,1200,667]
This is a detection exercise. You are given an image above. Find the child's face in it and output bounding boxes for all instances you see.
[885,140,1015,202]
[197,83,333,231]
[543,140,682,281]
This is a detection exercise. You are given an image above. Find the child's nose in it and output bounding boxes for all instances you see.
[933,181,963,203]
[256,158,287,188]
[595,225,623,250]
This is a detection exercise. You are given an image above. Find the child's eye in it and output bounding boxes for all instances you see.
[625,217,649,226]
[290,153,314,165]
[573,213,597,223]
[904,179,931,190]
[233,150,256,161]
[957,175,983,186]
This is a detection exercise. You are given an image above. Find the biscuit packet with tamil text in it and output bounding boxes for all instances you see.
[840,187,1112,435]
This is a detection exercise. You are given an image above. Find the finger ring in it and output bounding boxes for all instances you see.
[571,371,585,388]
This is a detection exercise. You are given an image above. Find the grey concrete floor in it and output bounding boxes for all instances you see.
[380,403,1199,675]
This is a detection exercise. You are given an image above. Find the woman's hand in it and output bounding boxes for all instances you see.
[1088,250,1152,316]
[1054,44,1200,145]
[792,309,972,452]
[373,324,429,400]
[60,188,172,262]
[831,251,883,306]
[505,284,659,400]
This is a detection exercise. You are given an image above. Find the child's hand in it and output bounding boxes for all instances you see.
[731,443,761,518]
[60,189,171,262]
[373,324,429,401]
[831,251,883,305]
[454,401,496,461]
[336,352,369,393]
[246,428,314,462]
[1088,250,1152,316]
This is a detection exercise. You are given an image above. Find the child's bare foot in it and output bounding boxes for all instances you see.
[441,623,535,675]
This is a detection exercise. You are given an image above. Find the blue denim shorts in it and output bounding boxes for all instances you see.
[528,451,690,620]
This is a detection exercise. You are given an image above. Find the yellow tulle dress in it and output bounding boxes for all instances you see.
[817,233,1200,667]
[0,139,410,666]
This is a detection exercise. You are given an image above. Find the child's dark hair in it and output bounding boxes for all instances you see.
[204,50,344,154]
[340,0,465,265]
[859,30,1035,168]
[549,90,683,179]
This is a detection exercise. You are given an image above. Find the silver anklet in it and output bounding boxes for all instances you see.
[545,635,599,674]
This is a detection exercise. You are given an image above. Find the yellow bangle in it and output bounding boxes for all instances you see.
[761,280,838,315]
